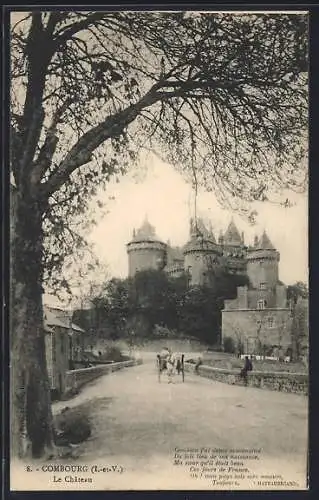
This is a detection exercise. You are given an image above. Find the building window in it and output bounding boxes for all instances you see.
[256,319,262,328]
[52,333,56,362]
[61,335,64,354]
[260,282,267,290]
[268,317,274,328]
[257,299,266,310]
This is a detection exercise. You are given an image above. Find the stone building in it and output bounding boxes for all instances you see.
[126,217,297,354]
[221,231,292,355]
[127,216,247,285]
[44,305,85,398]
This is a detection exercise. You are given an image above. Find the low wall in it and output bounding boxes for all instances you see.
[64,359,142,397]
[184,363,308,395]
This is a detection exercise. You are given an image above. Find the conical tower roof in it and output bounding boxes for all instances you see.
[132,216,162,242]
[224,219,242,246]
[259,230,275,250]
[189,217,216,242]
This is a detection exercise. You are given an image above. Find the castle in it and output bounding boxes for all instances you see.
[126,217,293,355]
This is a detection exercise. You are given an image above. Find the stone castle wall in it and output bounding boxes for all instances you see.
[184,251,220,286]
[246,251,279,289]
[127,242,166,277]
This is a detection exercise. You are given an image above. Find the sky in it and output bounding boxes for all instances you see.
[88,151,308,287]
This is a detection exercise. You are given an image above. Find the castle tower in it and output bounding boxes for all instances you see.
[183,217,222,286]
[222,219,247,275]
[126,217,167,277]
[246,230,280,290]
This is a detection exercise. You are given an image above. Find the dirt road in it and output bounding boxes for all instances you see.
[13,357,308,491]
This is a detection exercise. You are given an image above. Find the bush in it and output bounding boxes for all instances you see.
[153,324,171,337]
[99,346,127,363]
[223,336,236,354]
[54,405,91,446]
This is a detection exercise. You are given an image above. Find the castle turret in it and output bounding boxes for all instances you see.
[183,218,222,286]
[126,217,167,277]
[222,219,247,275]
[246,230,280,290]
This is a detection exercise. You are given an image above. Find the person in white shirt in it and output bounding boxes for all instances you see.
[166,350,176,383]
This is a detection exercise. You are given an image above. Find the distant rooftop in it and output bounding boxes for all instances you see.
[43,305,85,333]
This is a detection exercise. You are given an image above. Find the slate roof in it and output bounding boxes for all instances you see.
[43,306,85,333]
[131,217,163,243]
[223,219,242,246]
[258,230,275,250]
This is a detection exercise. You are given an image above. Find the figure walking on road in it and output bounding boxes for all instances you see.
[167,350,176,383]
[240,355,253,385]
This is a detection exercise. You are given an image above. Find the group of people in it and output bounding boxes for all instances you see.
[158,347,183,383]
[157,347,253,385]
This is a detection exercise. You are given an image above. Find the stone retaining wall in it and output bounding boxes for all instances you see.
[184,362,308,395]
[64,359,142,397]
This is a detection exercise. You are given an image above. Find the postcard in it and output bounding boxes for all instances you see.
[9,8,308,491]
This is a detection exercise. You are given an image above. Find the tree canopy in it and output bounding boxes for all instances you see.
[11,11,308,271]
[77,269,250,345]
[287,281,309,303]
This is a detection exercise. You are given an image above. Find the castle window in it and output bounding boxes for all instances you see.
[61,335,64,354]
[257,299,266,310]
[268,317,274,328]
[187,266,192,284]
[52,333,56,362]
[260,282,267,290]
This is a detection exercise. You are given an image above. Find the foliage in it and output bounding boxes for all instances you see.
[291,295,308,361]
[287,281,308,304]
[11,12,308,274]
[54,405,91,446]
[99,346,129,363]
[153,325,181,338]
[81,268,249,345]
[177,286,221,344]
[91,278,131,338]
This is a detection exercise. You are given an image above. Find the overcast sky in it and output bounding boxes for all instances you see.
[88,151,308,286]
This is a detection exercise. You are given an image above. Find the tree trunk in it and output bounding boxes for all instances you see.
[10,188,54,459]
